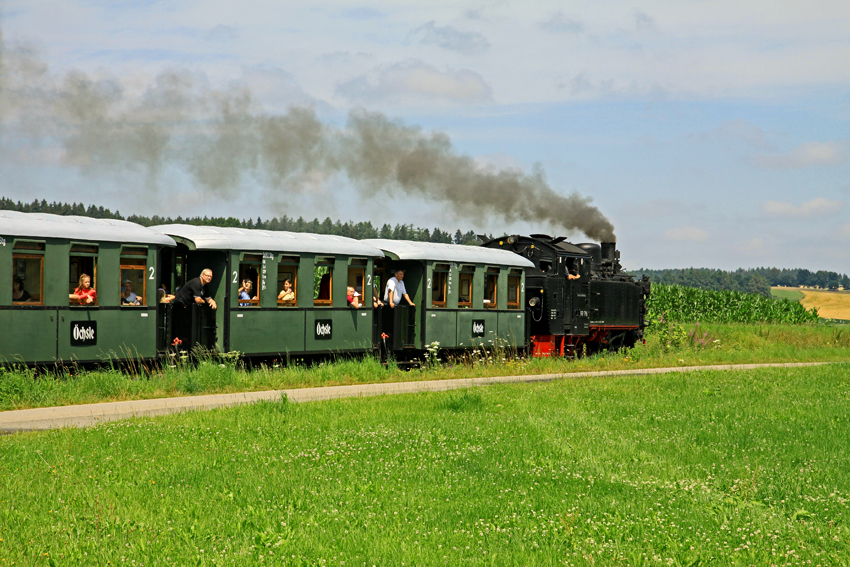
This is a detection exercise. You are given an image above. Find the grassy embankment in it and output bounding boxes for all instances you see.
[2,364,849,565]
[0,322,849,411]
[1,284,847,411]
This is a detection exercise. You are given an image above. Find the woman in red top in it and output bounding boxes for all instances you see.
[70,273,97,305]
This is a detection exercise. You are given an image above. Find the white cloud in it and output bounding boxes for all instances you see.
[204,25,237,43]
[763,197,842,217]
[735,237,765,255]
[336,60,492,105]
[632,9,657,31]
[751,142,850,169]
[696,118,774,150]
[411,21,490,55]
[664,226,709,241]
[539,12,584,34]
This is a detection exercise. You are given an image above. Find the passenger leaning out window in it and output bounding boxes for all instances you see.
[278,278,295,302]
[239,279,257,306]
[347,286,361,309]
[70,273,97,305]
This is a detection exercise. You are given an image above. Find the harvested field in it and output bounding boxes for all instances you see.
[799,288,850,319]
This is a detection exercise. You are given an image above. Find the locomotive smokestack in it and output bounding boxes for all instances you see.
[600,242,616,265]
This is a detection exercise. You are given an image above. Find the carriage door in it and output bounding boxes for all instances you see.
[570,257,590,335]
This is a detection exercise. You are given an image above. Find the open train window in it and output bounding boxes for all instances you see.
[69,244,98,307]
[508,269,521,310]
[431,264,449,308]
[237,254,261,307]
[277,256,298,307]
[566,258,581,280]
[120,265,146,306]
[484,268,498,309]
[458,265,474,308]
[348,259,367,309]
[539,260,553,273]
[13,241,44,305]
[314,258,334,306]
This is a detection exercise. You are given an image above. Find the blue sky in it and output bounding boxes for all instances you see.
[1,0,849,270]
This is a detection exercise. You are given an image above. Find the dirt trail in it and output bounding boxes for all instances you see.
[799,289,850,319]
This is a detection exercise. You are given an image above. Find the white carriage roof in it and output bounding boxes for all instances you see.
[362,239,535,268]
[0,210,176,246]
[151,224,385,257]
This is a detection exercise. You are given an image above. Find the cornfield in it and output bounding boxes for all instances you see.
[647,284,820,324]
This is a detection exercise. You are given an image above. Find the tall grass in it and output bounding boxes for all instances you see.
[648,283,820,324]
[1,322,849,411]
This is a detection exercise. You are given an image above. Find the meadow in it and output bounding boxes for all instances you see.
[2,363,849,566]
[1,322,849,411]
[770,288,805,302]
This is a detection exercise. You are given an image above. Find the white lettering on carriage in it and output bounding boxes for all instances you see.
[472,322,484,334]
[72,324,95,341]
[316,322,332,336]
[0,237,5,246]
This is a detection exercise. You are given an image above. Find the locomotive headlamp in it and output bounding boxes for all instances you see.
[528,297,540,307]
[507,236,517,244]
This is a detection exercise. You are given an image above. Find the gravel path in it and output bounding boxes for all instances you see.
[0,362,834,432]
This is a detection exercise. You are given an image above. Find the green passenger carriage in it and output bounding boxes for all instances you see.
[150,224,386,358]
[1,211,175,364]
[363,240,534,355]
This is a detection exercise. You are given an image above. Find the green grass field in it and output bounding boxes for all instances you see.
[771,288,806,301]
[2,364,849,566]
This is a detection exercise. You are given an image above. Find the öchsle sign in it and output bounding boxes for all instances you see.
[315,319,333,340]
[472,320,485,337]
[70,321,97,346]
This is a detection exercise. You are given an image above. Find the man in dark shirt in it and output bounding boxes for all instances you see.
[173,269,218,309]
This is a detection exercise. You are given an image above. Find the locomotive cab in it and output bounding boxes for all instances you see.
[484,234,649,358]
[482,235,593,344]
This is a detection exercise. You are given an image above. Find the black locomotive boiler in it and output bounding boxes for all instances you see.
[483,235,650,357]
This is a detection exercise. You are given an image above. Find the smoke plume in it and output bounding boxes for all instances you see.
[0,34,616,241]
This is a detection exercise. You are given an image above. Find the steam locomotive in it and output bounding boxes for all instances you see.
[483,235,650,358]
[1,211,648,365]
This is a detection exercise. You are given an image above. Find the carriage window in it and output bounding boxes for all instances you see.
[237,255,261,307]
[431,264,448,308]
[458,266,474,308]
[314,259,334,306]
[484,270,498,309]
[508,270,521,310]
[69,252,98,307]
[348,261,366,309]
[120,246,147,257]
[277,256,298,307]
[12,252,44,305]
[120,265,146,306]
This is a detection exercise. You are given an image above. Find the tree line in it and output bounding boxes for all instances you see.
[5,197,846,292]
[0,197,486,245]
[633,267,850,296]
